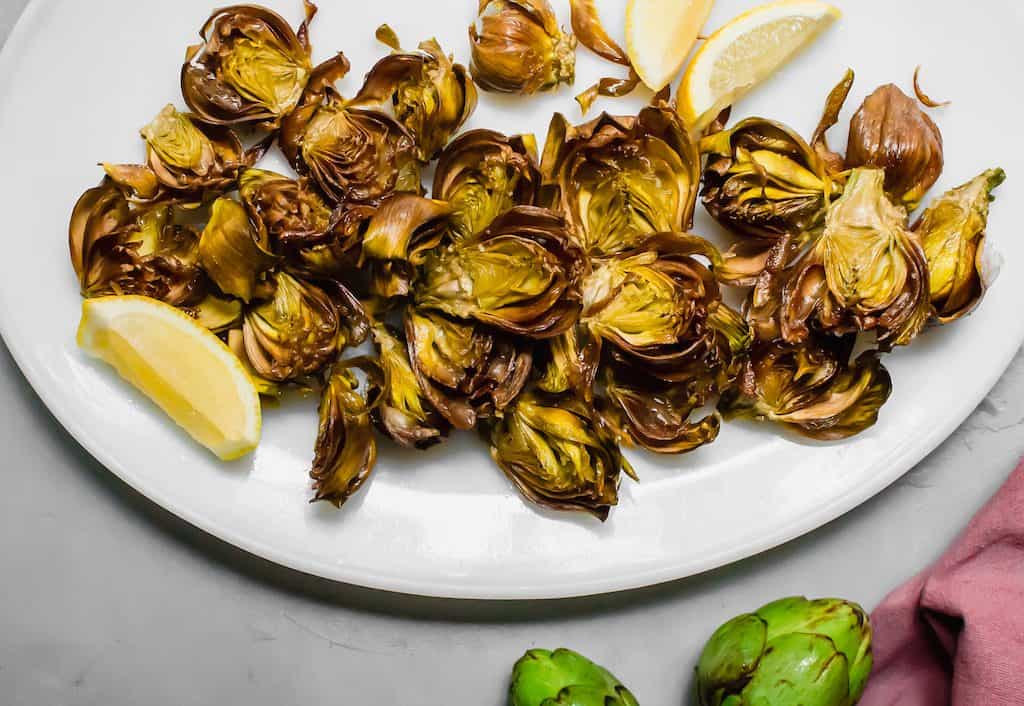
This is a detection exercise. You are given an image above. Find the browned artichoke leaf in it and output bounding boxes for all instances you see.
[600,363,721,454]
[415,206,583,338]
[187,293,243,333]
[535,325,600,399]
[352,32,477,161]
[181,3,316,127]
[433,130,541,243]
[280,54,421,204]
[361,194,453,298]
[242,271,341,382]
[915,168,1006,323]
[372,324,450,448]
[846,84,944,210]
[541,108,699,257]
[488,391,631,520]
[226,327,281,398]
[722,339,892,441]
[69,181,130,295]
[568,0,640,113]
[469,0,576,95]
[310,362,379,508]
[199,197,277,302]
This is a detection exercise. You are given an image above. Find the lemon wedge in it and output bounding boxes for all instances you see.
[678,0,840,131]
[626,0,715,92]
[77,296,261,460]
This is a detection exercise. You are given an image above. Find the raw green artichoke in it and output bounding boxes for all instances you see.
[510,648,638,706]
[696,596,873,706]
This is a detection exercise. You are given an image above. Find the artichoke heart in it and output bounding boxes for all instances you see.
[489,391,633,520]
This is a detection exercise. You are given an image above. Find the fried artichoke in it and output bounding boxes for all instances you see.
[360,194,453,298]
[701,118,838,284]
[469,0,576,95]
[488,391,633,520]
[371,324,450,448]
[69,183,206,305]
[353,28,476,161]
[310,360,380,507]
[915,168,1006,323]
[280,54,420,204]
[415,206,584,338]
[781,168,931,347]
[847,83,944,210]
[581,234,746,382]
[433,129,541,243]
[238,167,335,248]
[199,196,277,302]
[181,3,317,127]
[541,107,700,257]
[104,105,261,199]
[599,362,721,454]
[405,308,532,429]
[721,336,892,440]
[241,271,344,381]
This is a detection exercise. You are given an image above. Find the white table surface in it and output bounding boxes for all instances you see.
[2,1,1023,703]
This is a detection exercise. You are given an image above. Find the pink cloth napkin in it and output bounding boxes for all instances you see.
[860,460,1024,705]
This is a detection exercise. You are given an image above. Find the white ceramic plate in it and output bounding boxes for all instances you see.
[1,0,1021,599]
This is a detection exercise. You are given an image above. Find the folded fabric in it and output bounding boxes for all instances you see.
[860,460,1024,705]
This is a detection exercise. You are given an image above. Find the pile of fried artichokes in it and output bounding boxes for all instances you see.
[69,3,1004,520]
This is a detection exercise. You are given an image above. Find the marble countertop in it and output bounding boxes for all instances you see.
[2,1,1023,703]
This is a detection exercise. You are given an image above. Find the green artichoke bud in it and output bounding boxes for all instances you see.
[310,360,380,508]
[68,182,206,305]
[535,326,599,399]
[510,648,638,706]
[199,197,277,302]
[720,337,892,440]
[241,271,342,382]
[433,129,541,243]
[599,362,721,454]
[915,168,1006,324]
[782,168,931,347]
[469,0,576,95]
[415,206,584,339]
[371,324,450,448]
[405,308,531,429]
[280,55,421,204]
[239,168,334,248]
[181,3,316,127]
[360,194,453,298]
[541,107,699,257]
[696,596,873,706]
[847,84,944,210]
[581,233,742,383]
[489,391,633,520]
[353,29,477,161]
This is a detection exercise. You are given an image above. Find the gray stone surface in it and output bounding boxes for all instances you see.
[1,1,1023,703]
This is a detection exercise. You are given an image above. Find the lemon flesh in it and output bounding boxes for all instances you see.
[77,296,261,461]
[626,0,715,92]
[678,0,840,130]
